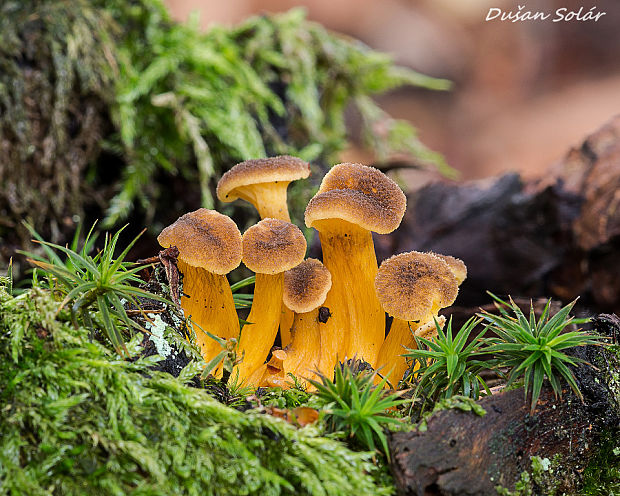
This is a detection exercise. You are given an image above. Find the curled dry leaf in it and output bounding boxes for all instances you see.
[265,406,320,427]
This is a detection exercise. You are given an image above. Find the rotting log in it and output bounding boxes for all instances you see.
[388,316,620,496]
[375,115,620,314]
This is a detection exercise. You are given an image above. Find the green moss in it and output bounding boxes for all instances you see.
[579,343,620,495]
[1,0,450,252]
[256,385,312,410]
[581,432,620,495]
[417,395,486,432]
[0,0,116,247]
[495,455,562,496]
[0,285,391,495]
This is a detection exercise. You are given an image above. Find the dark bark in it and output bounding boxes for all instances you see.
[388,317,620,496]
[375,115,620,313]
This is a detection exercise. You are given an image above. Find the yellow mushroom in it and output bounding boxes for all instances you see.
[157,209,242,364]
[259,349,290,389]
[304,163,406,375]
[216,155,310,347]
[216,155,310,222]
[234,218,307,386]
[374,251,465,384]
[261,258,332,388]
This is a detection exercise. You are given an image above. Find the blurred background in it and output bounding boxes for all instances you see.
[167,0,620,182]
[2,0,619,310]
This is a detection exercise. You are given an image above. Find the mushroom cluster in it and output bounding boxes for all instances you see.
[158,157,467,387]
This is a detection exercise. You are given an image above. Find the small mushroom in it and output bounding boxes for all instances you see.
[217,155,310,348]
[263,258,332,387]
[157,209,242,364]
[234,218,307,385]
[374,251,464,384]
[304,163,406,373]
[216,155,310,221]
[259,349,290,388]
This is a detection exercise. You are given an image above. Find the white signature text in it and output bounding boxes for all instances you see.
[486,5,606,22]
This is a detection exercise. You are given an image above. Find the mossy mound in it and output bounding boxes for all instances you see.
[1,0,449,264]
[0,285,390,495]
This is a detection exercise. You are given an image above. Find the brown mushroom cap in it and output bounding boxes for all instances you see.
[305,187,405,234]
[305,163,406,234]
[216,156,310,202]
[157,208,242,274]
[374,251,460,321]
[431,253,467,285]
[283,258,332,313]
[242,218,307,274]
[318,162,403,198]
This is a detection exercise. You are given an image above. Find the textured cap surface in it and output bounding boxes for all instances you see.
[157,208,242,274]
[305,163,406,234]
[374,251,459,321]
[305,187,405,234]
[318,162,403,197]
[283,258,332,313]
[242,218,307,274]
[432,253,468,285]
[217,155,310,202]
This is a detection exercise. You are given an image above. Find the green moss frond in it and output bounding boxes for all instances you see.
[0,285,390,495]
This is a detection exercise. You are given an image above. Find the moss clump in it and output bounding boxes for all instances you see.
[1,0,449,258]
[416,395,486,431]
[0,285,391,495]
[581,431,620,496]
[0,0,116,254]
[580,343,620,496]
[495,455,562,496]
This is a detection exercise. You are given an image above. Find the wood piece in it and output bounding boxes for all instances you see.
[388,318,620,496]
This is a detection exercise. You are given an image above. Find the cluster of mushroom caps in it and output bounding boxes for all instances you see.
[157,156,467,388]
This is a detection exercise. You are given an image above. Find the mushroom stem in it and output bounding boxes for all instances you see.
[282,311,322,385]
[235,272,284,384]
[279,308,295,347]
[376,316,445,385]
[259,349,291,388]
[235,183,291,221]
[315,219,385,374]
[232,182,296,346]
[177,259,239,363]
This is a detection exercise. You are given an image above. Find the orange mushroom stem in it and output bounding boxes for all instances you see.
[176,259,240,362]
[312,219,383,371]
[235,271,285,382]
[233,219,306,386]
